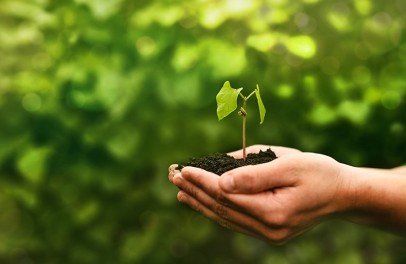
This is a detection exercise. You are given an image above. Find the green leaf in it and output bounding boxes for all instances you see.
[255,85,266,124]
[216,81,243,120]
[17,146,51,185]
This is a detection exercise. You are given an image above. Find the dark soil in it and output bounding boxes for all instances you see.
[176,148,277,175]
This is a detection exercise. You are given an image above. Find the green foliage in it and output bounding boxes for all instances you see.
[216,81,266,124]
[216,81,266,159]
[216,81,243,121]
[0,0,405,263]
[255,85,266,124]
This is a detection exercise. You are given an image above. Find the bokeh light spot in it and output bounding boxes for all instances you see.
[381,91,401,110]
[338,100,370,125]
[294,12,309,28]
[171,45,199,71]
[373,12,392,27]
[355,0,372,15]
[390,122,404,135]
[277,84,293,98]
[200,5,225,29]
[22,93,42,112]
[225,0,254,16]
[286,35,316,59]
[310,104,336,125]
[327,3,350,32]
[136,36,157,57]
[247,33,277,52]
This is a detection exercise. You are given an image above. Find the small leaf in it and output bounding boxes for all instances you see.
[216,81,243,120]
[255,84,266,124]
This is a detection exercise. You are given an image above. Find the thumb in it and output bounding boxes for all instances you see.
[219,161,292,194]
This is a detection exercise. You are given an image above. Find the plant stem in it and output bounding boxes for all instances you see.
[242,100,247,160]
[246,90,256,100]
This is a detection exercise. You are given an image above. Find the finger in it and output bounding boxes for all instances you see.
[270,146,302,156]
[180,166,290,222]
[227,145,271,158]
[180,167,220,198]
[176,167,278,221]
[219,158,296,193]
[173,174,283,232]
[177,191,259,238]
[173,174,280,235]
[180,166,258,210]
[181,187,296,245]
[228,145,301,159]
[168,164,180,183]
[169,164,178,172]
[173,172,237,213]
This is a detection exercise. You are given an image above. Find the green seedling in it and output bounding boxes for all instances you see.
[216,81,266,160]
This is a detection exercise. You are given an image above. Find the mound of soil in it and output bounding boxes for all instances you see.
[176,148,277,175]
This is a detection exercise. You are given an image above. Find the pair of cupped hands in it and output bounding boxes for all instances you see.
[168,145,351,244]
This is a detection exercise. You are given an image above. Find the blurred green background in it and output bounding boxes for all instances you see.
[0,0,405,263]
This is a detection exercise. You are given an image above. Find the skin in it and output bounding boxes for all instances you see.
[168,145,406,244]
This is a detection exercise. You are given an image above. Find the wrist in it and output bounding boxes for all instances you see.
[334,164,406,227]
[331,163,364,217]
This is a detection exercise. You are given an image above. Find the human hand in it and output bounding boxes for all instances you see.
[168,145,300,183]
[168,145,350,244]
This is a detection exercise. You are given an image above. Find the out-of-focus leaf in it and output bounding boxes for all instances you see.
[17,146,51,185]
[285,35,317,58]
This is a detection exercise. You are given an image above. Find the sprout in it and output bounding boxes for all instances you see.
[216,81,266,160]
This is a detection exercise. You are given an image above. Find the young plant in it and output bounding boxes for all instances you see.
[216,81,266,160]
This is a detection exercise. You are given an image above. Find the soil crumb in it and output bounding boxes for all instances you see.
[176,148,277,175]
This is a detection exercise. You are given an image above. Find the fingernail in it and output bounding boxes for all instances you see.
[168,164,178,172]
[177,191,185,202]
[220,175,235,192]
